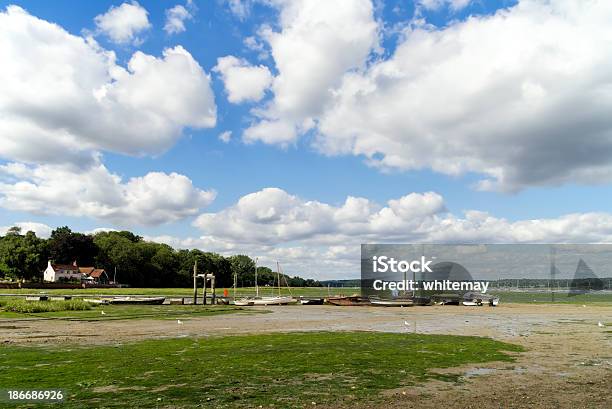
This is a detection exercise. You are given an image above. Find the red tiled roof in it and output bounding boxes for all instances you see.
[79,267,95,274]
[51,264,78,272]
[89,269,106,278]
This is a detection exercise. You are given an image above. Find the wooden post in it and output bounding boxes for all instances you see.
[192,260,198,304]
[211,275,216,305]
[202,272,207,305]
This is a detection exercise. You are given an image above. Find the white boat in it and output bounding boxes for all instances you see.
[233,261,296,306]
[233,299,254,306]
[370,298,414,307]
[83,298,109,305]
[252,296,296,306]
[461,292,500,307]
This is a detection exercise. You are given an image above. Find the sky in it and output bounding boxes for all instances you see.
[1,0,612,279]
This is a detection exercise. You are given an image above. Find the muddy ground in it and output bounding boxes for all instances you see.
[1,303,610,408]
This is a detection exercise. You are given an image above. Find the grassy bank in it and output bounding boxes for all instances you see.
[0,331,522,408]
[0,298,92,313]
[0,286,359,298]
[0,302,255,320]
[1,287,611,304]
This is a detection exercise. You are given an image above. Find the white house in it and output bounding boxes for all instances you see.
[43,261,82,282]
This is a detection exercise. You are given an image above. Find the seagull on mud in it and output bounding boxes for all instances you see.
[598,322,605,328]
[100,311,106,315]
[177,319,183,325]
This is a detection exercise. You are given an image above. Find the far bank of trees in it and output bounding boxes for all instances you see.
[0,226,322,288]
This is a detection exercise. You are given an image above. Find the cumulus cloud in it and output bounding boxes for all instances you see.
[0,222,52,238]
[218,131,232,143]
[0,5,216,166]
[94,1,151,45]
[164,1,196,35]
[237,0,612,192]
[0,162,216,226]
[244,0,378,144]
[214,56,273,103]
[178,187,612,277]
[192,187,612,246]
[317,0,612,192]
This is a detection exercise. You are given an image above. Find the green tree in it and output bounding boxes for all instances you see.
[228,255,256,287]
[0,228,48,280]
[48,227,97,265]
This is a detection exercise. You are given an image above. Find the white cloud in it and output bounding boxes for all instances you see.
[180,186,612,277]
[214,56,273,103]
[244,36,269,60]
[193,188,445,245]
[164,1,196,35]
[0,6,216,166]
[244,0,379,144]
[218,131,232,143]
[94,1,151,45]
[0,222,52,238]
[227,0,253,20]
[313,0,612,192]
[0,162,216,226]
[191,187,612,246]
[237,0,612,192]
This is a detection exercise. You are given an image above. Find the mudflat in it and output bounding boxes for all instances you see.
[1,304,610,408]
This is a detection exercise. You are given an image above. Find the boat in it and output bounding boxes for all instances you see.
[326,296,371,306]
[299,297,324,305]
[412,296,433,306]
[369,298,414,307]
[233,299,254,306]
[461,292,499,307]
[251,296,296,306]
[83,298,109,305]
[234,261,296,306]
[431,294,461,305]
[107,296,165,305]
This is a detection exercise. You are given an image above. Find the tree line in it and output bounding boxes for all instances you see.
[0,226,322,288]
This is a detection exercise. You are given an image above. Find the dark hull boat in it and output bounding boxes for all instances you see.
[462,292,499,306]
[326,296,371,306]
[299,297,324,305]
[431,294,461,305]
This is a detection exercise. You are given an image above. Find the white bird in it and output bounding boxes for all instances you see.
[598,322,605,328]
[101,311,106,315]
[404,321,410,327]
[177,319,183,325]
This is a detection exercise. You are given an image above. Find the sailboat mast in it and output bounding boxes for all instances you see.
[277,261,281,296]
[255,257,259,297]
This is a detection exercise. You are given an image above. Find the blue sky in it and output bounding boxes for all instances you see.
[1,0,612,277]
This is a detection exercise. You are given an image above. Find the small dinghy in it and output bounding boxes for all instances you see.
[83,298,109,305]
[299,297,324,305]
[462,292,499,307]
[369,298,414,307]
[108,296,165,305]
[326,296,371,306]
